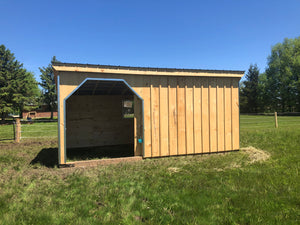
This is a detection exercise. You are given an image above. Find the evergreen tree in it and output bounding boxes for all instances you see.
[257,72,270,112]
[0,45,39,121]
[39,56,59,119]
[240,64,260,113]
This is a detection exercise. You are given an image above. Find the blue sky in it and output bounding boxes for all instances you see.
[1,0,300,82]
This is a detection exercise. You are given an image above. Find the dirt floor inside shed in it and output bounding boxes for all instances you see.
[66,144,134,162]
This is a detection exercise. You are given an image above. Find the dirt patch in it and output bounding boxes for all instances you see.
[240,146,270,164]
[212,146,270,171]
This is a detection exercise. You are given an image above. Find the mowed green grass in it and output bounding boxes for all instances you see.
[0,116,299,224]
[20,122,57,139]
[0,123,15,140]
[240,115,300,129]
[0,121,57,141]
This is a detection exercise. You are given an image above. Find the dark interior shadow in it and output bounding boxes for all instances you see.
[30,148,58,168]
[67,144,134,161]
[30,144,134,168]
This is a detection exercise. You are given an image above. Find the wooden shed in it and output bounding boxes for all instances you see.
[53,63,244,166]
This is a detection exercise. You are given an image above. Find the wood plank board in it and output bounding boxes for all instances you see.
[186,78,194,154]
[143,76,152,157]
[132,76,143,156]
[209,78,217,153]
[134,95,143,156]
[177,77,186,155]
[151,76,160,157]
[232,79,240,150]
[224,78,232,151]
[168,77,178,156]
[217,78,225,152]
[159,77,169,156]
[201,77,210,153]
[193,77,202,154]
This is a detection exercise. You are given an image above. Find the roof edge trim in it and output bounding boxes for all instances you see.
[52,62,245,77]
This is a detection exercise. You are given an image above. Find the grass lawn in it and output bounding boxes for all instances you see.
[20,122,57,139]
[0,115,299,224]
[0,123,15,141]
[0,121,57,141]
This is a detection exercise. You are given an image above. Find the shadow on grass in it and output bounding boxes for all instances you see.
[30,144,134,168]
[30,148,58,168]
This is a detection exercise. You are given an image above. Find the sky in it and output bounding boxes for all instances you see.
[1,0,300,82]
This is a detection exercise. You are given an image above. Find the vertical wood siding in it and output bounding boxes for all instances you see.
[142,76,152,158]
[59,72,240,161]
[201,78,210,153]
[159,77,169,156]
[139,76,240,157]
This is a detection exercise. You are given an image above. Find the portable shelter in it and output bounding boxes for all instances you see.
[53,63,244,166]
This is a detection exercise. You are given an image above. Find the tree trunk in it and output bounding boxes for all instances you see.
[1,113,6,123]
[19,106,24,119]
[50,109,53,120]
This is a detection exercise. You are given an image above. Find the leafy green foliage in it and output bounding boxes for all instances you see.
[265,37,300,112]
[241,36,300,113]
[39,56,59,119]
[0,45,39,120]
[240,64,260,113]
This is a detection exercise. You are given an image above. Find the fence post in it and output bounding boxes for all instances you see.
[274,112,278,128]
[15,118,21,142]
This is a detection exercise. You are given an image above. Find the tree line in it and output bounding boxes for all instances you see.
[0,44,57,121]
[1,37,300,120]
[240,37,300,113]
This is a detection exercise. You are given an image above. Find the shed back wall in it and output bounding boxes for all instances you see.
[58,72,240,160]
[66,95,134,148]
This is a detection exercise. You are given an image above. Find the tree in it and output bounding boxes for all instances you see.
[240,64,260,113]
[39,56,59,119]
[257,72,270,112]
[0,45,39,121]
[265,37,300,112]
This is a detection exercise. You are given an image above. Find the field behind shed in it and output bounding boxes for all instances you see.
[0,115,299,224]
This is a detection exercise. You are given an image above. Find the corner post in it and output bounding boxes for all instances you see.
[274,112,278,128]
[57,75,66,165]
[15,118,21,143]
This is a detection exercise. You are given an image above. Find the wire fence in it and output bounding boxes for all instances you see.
[0,119,58,141]
[240,113,300,129]
[0,121,15,141]
[1,114,300,142]
[20,120,57,140]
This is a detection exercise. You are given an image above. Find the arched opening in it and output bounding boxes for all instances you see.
[65,78,143,162]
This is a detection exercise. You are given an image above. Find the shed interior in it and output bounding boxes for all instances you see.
[65,80,136,161]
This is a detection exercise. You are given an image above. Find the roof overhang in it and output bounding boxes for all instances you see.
[53,62,245,78]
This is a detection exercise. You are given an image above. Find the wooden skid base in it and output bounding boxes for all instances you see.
[60,156,143,168]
